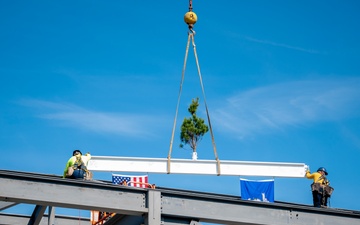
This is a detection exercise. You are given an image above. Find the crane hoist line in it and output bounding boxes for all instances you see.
[87,1,310,178]
[167,0,221,175]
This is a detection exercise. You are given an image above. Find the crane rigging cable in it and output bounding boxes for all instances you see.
[167,0,221,175]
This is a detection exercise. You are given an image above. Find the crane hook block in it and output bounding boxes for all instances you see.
[184,11,197,26]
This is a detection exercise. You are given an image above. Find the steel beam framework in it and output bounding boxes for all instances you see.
[1,170,359,225]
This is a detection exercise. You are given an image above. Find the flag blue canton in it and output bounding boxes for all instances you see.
[112,175,131,185]
[112,174,148,188]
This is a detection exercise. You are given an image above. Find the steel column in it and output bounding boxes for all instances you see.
[28,205,47,225]
[47,206,55,225]
[145,190,161,225]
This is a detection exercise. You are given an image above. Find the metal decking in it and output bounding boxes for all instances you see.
[0,170,359,225]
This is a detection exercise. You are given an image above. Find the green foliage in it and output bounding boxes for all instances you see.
[180,98,209,152]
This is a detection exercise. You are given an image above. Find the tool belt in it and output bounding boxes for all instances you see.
[324,185,334,196]
[311,183,334,196]
[84,170,93,180]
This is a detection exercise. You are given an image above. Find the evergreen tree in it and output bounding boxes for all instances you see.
[180,98,209,158]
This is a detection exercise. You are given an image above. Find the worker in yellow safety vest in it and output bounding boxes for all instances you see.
[306,167,333,207]
[63,150,92,180]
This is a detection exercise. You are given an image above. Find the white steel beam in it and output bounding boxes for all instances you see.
[87,156,308,178]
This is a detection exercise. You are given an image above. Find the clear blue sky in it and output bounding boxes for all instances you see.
[1,0,360,217]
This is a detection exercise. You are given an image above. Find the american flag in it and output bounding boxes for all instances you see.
[112,174,149,188]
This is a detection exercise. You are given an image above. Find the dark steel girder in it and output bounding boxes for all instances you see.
[0,201,18,211]
[0,170,147,216]
[0,213,90,225]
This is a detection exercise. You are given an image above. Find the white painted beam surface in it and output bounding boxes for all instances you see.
[88,156,308,178]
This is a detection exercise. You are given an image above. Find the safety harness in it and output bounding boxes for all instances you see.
[73,155,88,172]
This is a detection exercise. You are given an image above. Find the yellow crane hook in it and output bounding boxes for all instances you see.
[184,0,197,30]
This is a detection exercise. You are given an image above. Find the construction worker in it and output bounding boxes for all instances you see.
[306,167,332,207]
[63,150,92,179]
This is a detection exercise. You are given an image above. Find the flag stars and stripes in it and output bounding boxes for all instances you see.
[112,174,148,188]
